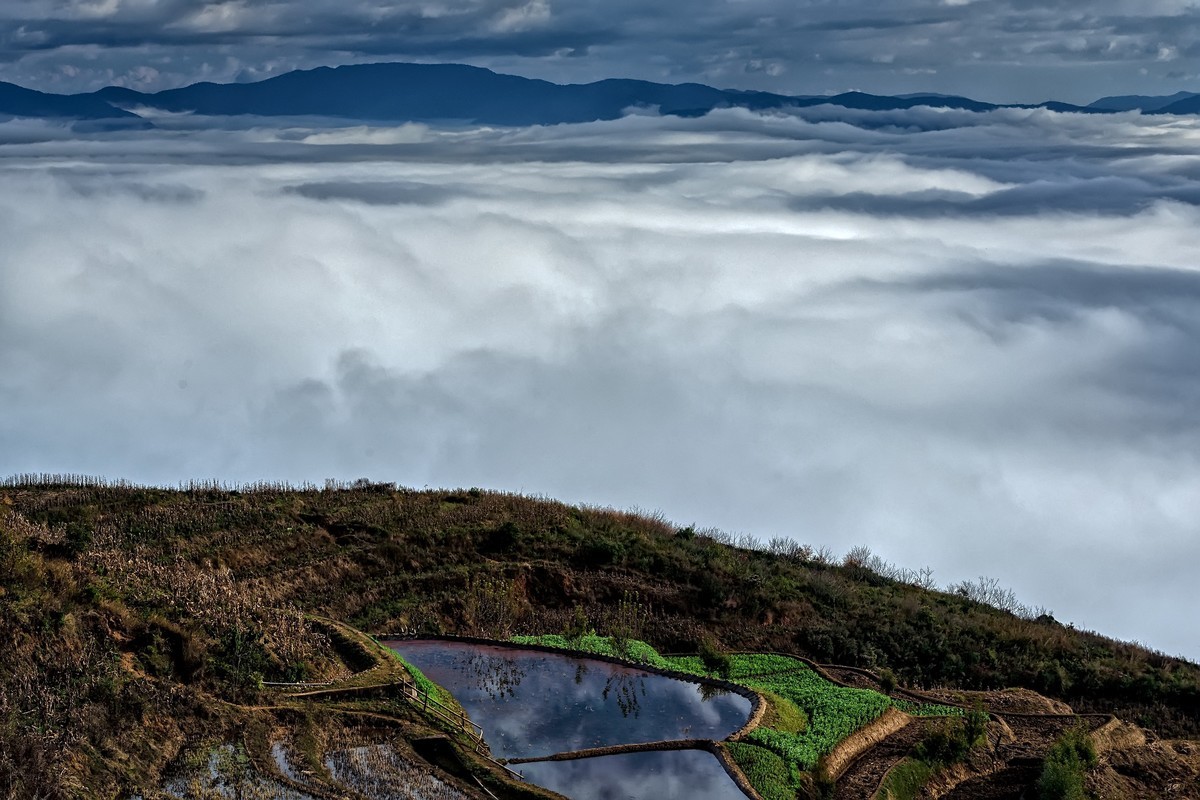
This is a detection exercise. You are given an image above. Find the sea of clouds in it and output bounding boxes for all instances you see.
[2,105,1198,660]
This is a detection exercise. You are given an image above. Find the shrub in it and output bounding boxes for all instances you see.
[483,521,520,554]
[562,604,592,641]
[577,538,625,567]
[698,635,732,678]
[1037,727,1097,800]
[607,590,649,658]
[964,706,989,747]
[913,719,970,765]
[213,624,271,695]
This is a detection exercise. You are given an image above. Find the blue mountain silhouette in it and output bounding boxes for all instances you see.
[0,62,1191,125]
[1088,91,1199,112]
[0,81,142,123]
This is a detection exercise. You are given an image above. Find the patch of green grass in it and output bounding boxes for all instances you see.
[391,653,454,706]
[725,742,802,800]
[663,654,709,674]
[510,634,692,673]
[875,757,936,800]
[761,690,808,734]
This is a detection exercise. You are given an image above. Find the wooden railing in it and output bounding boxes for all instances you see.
[397,679,486,747]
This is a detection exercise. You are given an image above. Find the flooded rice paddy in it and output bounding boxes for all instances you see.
[387,640,753,800]
[515,749,751,800]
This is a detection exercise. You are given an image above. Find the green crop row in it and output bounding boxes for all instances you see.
[725,653,815,677]
[892,699,965,718]
[740,669,895,770]
[509,634,693,673]
[736,668,962,770]
[510,635,961,784]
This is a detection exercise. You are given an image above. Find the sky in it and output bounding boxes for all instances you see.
[2,105,1199,662]
[1,0,1200,102]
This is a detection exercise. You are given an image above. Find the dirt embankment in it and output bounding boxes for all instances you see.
[821,707,912,782]
[1087,725,1200,800]
[920,687,1074,716]
[832,717,939,800]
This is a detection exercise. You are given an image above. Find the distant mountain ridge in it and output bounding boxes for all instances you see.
[1088,91,1199,112]
[80,63,1027,123]
[78,63,1095,122]
[0,80,144,124]
[88,63,799,125]
[1157,93,1200,114]
[0,62,1196,125]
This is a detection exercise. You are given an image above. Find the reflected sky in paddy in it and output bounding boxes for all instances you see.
[516,749,749,800]
[388,641,751,759]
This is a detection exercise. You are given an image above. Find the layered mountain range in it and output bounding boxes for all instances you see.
[1,62,1197,126]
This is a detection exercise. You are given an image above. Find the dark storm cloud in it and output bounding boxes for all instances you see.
[0,1,1199,101]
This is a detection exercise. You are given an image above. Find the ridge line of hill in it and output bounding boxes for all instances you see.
[2,62,1199,126]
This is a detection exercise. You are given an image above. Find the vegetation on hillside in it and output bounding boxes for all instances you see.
[1,476,1198,797]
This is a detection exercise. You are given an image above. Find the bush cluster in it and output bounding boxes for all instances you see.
[1037,727,1098,800]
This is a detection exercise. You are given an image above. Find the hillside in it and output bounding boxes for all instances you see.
[1,477,1198,798]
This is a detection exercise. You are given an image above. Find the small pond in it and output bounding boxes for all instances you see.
[387,640,752,759]
[516,750,750,800]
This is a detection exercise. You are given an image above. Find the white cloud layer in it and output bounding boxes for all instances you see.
[2,106,1200,661]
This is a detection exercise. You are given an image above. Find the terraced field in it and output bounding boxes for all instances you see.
[508,635,964,798]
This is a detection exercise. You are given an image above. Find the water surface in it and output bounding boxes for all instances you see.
[387,640,751,759]
[516,750,749,800]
